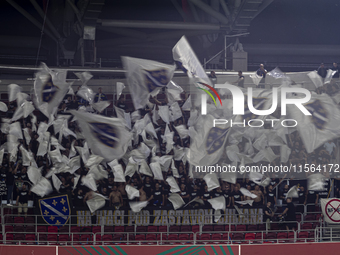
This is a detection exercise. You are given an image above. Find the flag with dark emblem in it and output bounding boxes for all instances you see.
[70,111,132,161]
[188,115,230,167]
[122,56,175,109]
[287,93,340,153]
[39,194,70,227]
[33,63,71,118]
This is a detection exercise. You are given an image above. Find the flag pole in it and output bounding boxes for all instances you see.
[327,179,334,199]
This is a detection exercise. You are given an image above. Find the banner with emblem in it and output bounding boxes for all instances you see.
[287,93,340,153]
[122,56,176,109]
[38,194,71,227]
[33,63,71,118]
[189,115,230,171]
[70,110,132,161]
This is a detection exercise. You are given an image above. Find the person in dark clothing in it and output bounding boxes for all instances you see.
[16,183,29,217]
[317,63,327,79]
[151,183,164,206]
[232,186,243,206]
[6,163,18,206]
[201,185,211,206]
[266,185,276,206]
[264,201,274,230]
[332,62,340,78]
[279,198,296,231]
[256,64,267,88]
[304,189,319,212]
[223,184,231,207]
[235,71,245,88]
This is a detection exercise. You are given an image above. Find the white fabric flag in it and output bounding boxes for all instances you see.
[88,165,108,181]
[0,149,4,165]
[250,73,262,86]
[280,144,291,163]
[30,177,53,197]
[168,193,185,210]
[122,56,176,109]
[0,102,8,112]
[171,160,180,178]
[308,174,327,191]
[33,63,70,118]
[68,156,81,174]
[8,84,21,102]
[240,187,257,199]
[69,140,77,158]
[150,162,163,180]
[170,102,182,121]
[172,36,211,85]
[125,185,140,200]
[48,148,63,165]
[159,155,173,172]
[203,173,220,191]
[9,122,23,139]
[37,141,48,156]
[112,164,126,182]
[166,176,180,193]
[219,170,237,184]
[27,166,42,185]
[181,96,191,111]
[307,71,323,88]
[52,174,62,192]
[71,110,132,161]
[184,197,204,208]
[139,159,153,177]
[81,175,97,191]
[86,192,107,213]
[19,146,34,166]
[208,196,226,222]
[129,201,148,213]
[125,157,138,177]
[174,125,189,139]
[85,154,104,168]
[92,101,110,113]
[158,106,170,124]
[287,93,340,153]
[116,82,125,100]
[236,200,254,206]
[324,69,336,84]
[286,185,299,198]
[73,174,80,190]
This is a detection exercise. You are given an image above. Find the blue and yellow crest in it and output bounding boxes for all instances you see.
[39,195,70,227]
[305,99,328,130]
[206,127,229,154]
[42,77,59,103]
[89,122,118,148]
[144,68,170,92]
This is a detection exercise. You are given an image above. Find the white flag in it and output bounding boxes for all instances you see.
[52,174,62,192]
[287,93,340,153]
[174,125,189,139]
[81,175,97,191]
[125,185,140,200]
[158,106,170,124]
[116,82,125,100]
[280,144,291,163]
[168,193,185,210]
[286,185,299,198]
[166,176,180,193]
[86,192,107,213]
[203,173,220,192]
[150,162,163,180]
[122,56,175,109]
[9,122,23,140]
[308,174,327,191]
[125,157,138,177]
[28,166,42,185]
[307,71,323,88]
[111,163,126,182]
[139,159,153,177]
[30,177,53,197]
[68,156,81,174]
[169,102,182,121]
[129,201,148,213]
[0,149,4,165]
[71,110,132,161]
[236,200,254,206]
[33,63,70,118]
[0,102,8,112]
[321,198,340,223]
[85,154,104,168]
[8,84,21,102]
[240,187,257,199]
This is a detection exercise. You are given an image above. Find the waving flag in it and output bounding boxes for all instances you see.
[287,93,340,153]
[122,56,176,109]
[33,63,70,118]
[39,194,71,227]
[71,111,132,161]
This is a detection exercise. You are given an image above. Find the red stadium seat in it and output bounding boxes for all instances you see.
[71,226,80,233]
[266,232,277,241]
[211,233,222,243]
[5,233,14,244]
[92,226,101,234]
[236,225,246,232]
[58,234,70,245]
[232,233,244,243]
[202,225,213,232]
[305,214,316,221]
[258,224,266,231]
[25,234,36,245]
[80,234,92,245]
[169,226,180,232]
[167,234,178,244]
[47,234,58,245]
[199,233,211,241]
[255,232,266,240]
[135,234,146,243]
[125,226,134,233]
[159,226,167,232]
[5,225,13,233]
[14,217,24,224]
[14,226,24,233]
[226,225,236,231]
[147,226,158,232]
[58,226,69,233]
[14,233,25,242]
[180,225,191,232]
[213,225,224,232]
[25,225,35,233]
[146,234,157,244]
[287,232,295,243]
[113,226,122,232]
[247,225,257,231]
[136,226,147,233]
[192,225,200,233]
[277,232,288,243]
[37,226,47,233]
[48,226,58,233]
[245,233,256,241]
[301,223,313,230]
[102,234,113,245]
[26,217,35,224]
